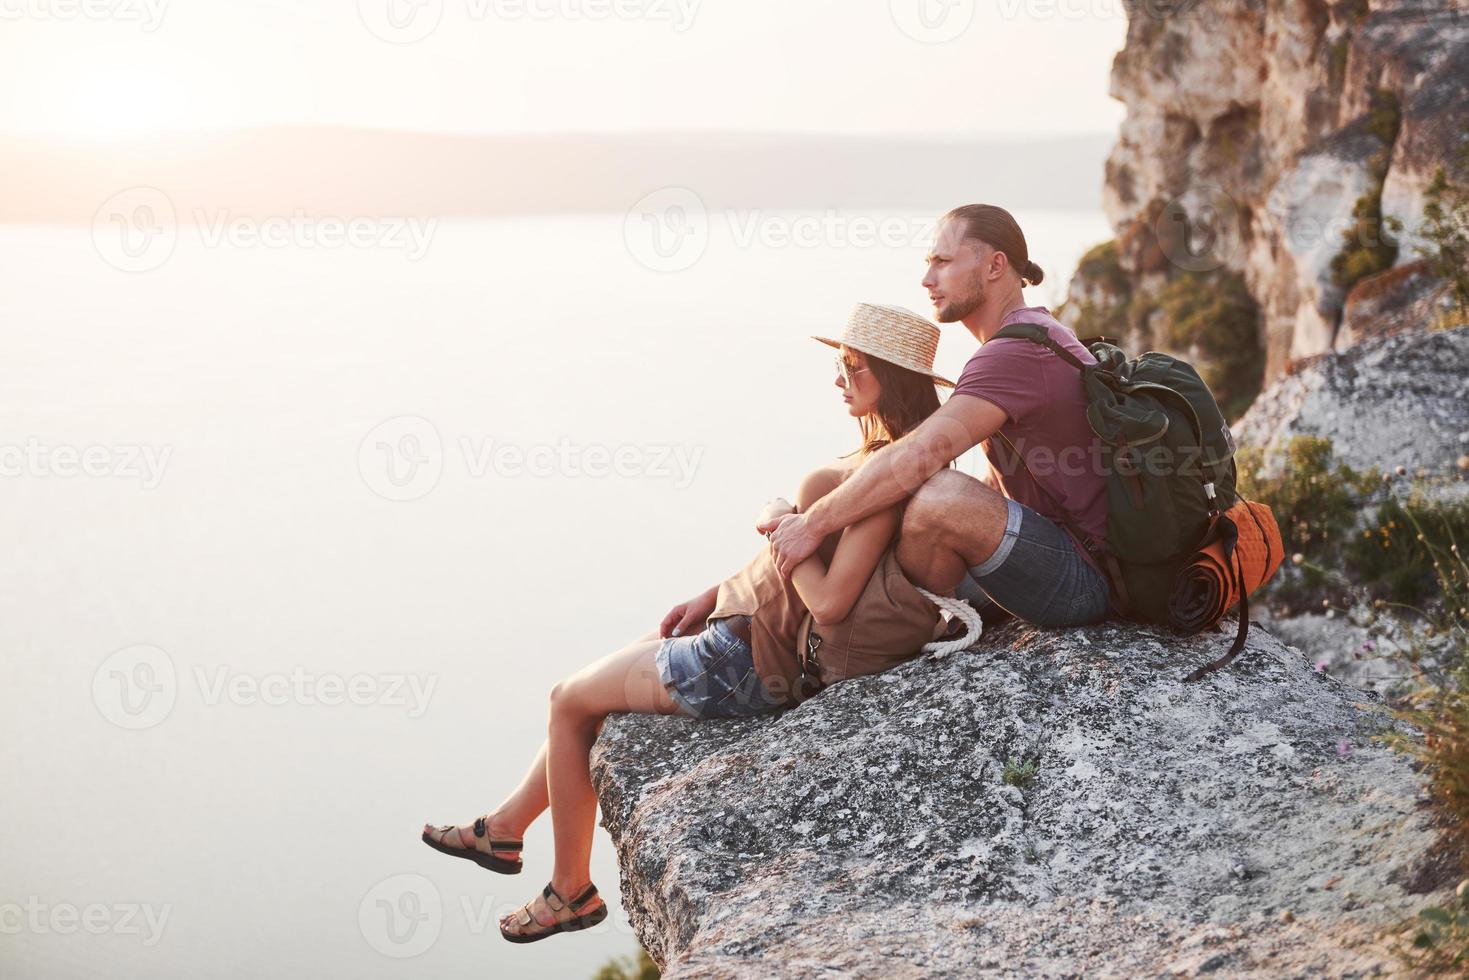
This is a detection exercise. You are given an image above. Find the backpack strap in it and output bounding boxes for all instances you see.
[1181,511,1250,683]
[991,322,1089,371]
[991,321,1137,615]
[993,429,1131,618]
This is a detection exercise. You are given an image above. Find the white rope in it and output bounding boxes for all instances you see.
[917,587,983,654]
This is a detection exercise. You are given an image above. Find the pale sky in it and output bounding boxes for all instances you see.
[0,0,1129,141]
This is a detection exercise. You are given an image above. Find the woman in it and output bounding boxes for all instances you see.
[422,303,957,943]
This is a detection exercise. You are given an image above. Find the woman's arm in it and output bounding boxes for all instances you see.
[788,505,899,626]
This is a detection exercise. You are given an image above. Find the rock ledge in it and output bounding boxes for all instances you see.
[592,620,1450,978]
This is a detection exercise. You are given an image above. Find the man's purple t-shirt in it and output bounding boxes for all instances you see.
[951,305,1109,574]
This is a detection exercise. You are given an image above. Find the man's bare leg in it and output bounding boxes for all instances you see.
[895,469,1010,592]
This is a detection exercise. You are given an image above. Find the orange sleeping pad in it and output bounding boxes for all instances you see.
[1169,498,1285,680]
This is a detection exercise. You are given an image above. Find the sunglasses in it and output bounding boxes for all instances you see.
[835,355,870,386]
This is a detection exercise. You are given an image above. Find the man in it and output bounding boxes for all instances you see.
[759,204,1115,628]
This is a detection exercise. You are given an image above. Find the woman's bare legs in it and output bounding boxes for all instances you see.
[425,629,683,933]
[530,631,680,908]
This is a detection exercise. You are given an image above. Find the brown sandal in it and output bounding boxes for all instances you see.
[499,882,607,943]
[421,816,523,874]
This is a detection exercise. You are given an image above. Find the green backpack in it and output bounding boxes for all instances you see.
[990,321,1246,679]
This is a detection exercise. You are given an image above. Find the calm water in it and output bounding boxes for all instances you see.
[0,208,1109,978]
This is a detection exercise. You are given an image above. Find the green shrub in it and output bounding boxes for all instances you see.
[1346,494,1469,607]
[1235,436,1379,608]
[1366,88,1402,147]
[1398,885,1469,975]
[1152,270,1265,421]
[594,948,660,980]
[1064,240,1133,341]
[1002,758,1040,789]
[1418,141,1469,313]
[1331,191,1400,293]
[1331,90,1402,296]
[1381,487,1469,958]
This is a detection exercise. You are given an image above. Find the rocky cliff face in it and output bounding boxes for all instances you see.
[1233,323,1469,486]
[1232,325,1469,690]
[1067,0,1469,388]
[591,620,1454,978]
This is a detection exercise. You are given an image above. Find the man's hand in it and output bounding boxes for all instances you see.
[660,585,718,638]
[757,512,823,578]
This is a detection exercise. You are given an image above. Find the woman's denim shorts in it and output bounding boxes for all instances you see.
[954,497,1115,626]
[655,615,784,720]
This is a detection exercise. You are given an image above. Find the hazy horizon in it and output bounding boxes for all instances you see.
[3,126,1117,222]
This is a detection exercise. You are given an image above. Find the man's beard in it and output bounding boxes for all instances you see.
[936,275,987,323]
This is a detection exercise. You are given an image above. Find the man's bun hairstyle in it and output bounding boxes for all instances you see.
[945,204,1044,286]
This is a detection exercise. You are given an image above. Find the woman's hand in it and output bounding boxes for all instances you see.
[660,585,719,639]
[755,497,795,532]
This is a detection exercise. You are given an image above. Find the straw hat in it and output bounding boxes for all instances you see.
[812,303,954,388]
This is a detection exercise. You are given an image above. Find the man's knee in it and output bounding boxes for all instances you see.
[900,468,1009,572]
[902,469,991,538]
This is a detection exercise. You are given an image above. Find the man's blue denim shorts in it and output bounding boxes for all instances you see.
[954,497,1115,627]
[655,615,785,720]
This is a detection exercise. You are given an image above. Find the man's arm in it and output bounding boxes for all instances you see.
[759,394,1009,577]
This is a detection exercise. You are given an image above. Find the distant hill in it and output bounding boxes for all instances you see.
[2,127,1111,222]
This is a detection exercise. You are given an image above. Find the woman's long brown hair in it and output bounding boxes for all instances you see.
[847,350,943,456]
